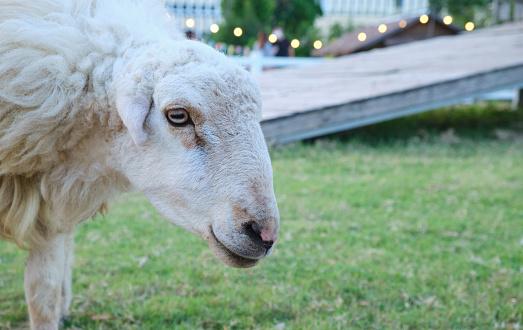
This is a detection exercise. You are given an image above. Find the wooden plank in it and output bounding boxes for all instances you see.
[261,65,523,144]
[257,23,523,143]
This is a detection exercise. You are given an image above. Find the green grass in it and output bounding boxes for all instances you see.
[1,102,523,329]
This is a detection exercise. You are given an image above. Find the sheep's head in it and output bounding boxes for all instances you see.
[113,40,279,268]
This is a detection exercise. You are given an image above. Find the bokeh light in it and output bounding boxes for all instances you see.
[268,33,277,43]
[378,24,387,33]
[443,16,453,25]
[210,24,219,33]
[399,20,407,28]
[358,32,367,41]
[313,40,322,49]
[233,27,243,37]
[465,22,475,31]
[291,39,300,48]
[186,18,195,28]
[420,15,429,24]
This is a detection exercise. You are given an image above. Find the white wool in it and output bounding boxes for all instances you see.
[0,1,279,328]
[0,0,184,246]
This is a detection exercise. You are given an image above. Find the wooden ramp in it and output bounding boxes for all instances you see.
[256,22,523,144]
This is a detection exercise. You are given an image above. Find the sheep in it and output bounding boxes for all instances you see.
[0,0,280,329]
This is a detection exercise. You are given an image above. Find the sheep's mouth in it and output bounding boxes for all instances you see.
[208,226,259,268]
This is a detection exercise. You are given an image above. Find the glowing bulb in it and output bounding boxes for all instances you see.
[465,22,475,31]
[443,16,452,25]
[378,24,387,33]
[233,27,242,37]
[399,20,407,28]
[268,33,277,43]
[420,15,429,24]
[291,39,300,48]
[357,32,366,42]
[186,18,195,28]
[210,23,219,33]
[313,40,322,50]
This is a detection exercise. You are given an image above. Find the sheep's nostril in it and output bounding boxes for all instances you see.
[244,221,273,251]
[244,221,262,242]
[250,222,262,236]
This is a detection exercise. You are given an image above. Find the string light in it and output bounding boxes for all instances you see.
[443,16,452,25]
[358,32,367,41]
[186,18,195,28]
[465,22,475,31]
[210,24,219,33]
[420,15,429,24]
[378,24,387,33]
[313,40,322,49]
[268,33,277,43]
[233,27,242,37]
[291,39,300,48]
[399,20,407,28]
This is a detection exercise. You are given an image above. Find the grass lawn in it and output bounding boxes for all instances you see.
[1,102,522,329]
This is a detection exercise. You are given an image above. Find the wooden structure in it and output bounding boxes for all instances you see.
[165,0,222,38]
[319,0,428,16]
[257,22,523,144]
[315,0,429,31]
[312,14,460,57]
[493,0,523,22]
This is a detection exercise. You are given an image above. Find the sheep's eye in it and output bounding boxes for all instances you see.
[165,109,191,127]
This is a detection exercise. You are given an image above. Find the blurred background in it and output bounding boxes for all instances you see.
[165,0,522,56]
[1,0,523,329]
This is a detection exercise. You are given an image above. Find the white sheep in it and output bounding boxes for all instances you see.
[0,1,280,329]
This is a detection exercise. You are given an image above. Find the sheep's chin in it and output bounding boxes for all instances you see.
[207,227,259,268]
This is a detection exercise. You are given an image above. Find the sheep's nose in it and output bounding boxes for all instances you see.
[244,221,276,251]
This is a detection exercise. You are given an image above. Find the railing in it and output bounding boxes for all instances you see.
[319,0,429,16]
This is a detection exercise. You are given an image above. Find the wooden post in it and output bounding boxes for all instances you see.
[512,88,523,110]
[427,13,436,38]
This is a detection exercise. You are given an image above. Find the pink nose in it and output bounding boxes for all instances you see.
[245,222,277,251]
[260,227,278,243]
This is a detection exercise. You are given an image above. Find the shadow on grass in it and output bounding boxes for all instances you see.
[308,101,523,146]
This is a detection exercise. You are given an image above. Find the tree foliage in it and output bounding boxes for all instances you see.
[429,0,490,25]
[272,0,322,39]
[215,0,275,45]
[213,0,322,50]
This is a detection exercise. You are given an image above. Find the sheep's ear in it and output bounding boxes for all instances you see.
[116,96,150,145]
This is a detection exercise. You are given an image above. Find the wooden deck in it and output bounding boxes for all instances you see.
[256,22,523,144]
